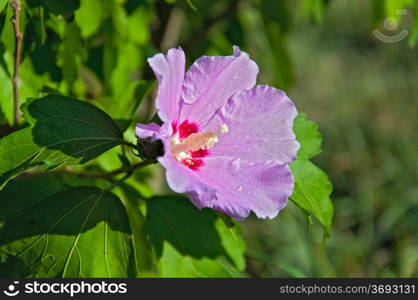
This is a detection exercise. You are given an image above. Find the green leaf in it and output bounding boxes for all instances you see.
[300,0,326,25]
[110,43,141,97]
[0,128,42,188]
[0,95,123,188]
[294,113,322,160]
[114,185,155,276]
[57,22,85,92]
[127,6,150,45]
[0,185,136,277]
[98,80,153,121]
[290,160,333,236]
[0,50,13,125]
[0,0,7,13]
[1,4,15,54]
[0,48,55,126]
[75,0,105,38]
[145,196,246,277]
[0,177,68,222]
[385,0,413,20]
[408,4,418,47]
[31,0,80,16]
[21,95,124,153]
[372,0,386,26]
[186,0,198,12]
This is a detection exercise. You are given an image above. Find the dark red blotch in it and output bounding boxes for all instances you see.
[172,120,208,170]
[177,120,199,139]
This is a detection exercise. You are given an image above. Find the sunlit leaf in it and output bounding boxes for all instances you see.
[0,184,136,277]
[145,196,246,277]
[57,22,85,92]
[0,4,15,53]
[290,160,333,236]
[294,113,322,160]
[0,0,7,13]
[75,0,105,38]
[0,95,123,188]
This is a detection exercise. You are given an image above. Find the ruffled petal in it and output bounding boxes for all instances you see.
[193,157,294,220]
[135,123,161,141]
[205,85,299,165]
[148,47,185,123]
[179,46,258,126]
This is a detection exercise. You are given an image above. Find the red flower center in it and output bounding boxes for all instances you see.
[171,120,228,171]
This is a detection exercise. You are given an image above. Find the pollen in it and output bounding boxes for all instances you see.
[220,124,229,134]
[171,123,228,168]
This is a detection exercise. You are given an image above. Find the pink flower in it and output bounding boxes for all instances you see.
[136,46,299,220]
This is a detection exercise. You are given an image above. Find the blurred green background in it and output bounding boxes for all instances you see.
[240,0,418,277]
[1,0,417,277]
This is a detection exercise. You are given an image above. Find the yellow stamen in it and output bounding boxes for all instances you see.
[171,124,229,161]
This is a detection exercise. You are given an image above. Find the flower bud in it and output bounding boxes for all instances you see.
[137,137,164,160]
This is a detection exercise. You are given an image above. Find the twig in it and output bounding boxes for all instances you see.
[58,159,157,179]
[19,159,157,180]
[11,0,23,128]
[104,173,132,192]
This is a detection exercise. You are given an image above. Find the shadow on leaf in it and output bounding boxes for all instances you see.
[145,196,234,263]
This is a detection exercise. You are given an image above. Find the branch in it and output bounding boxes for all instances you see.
[11,0,23,128]
[19,159,157,180]
[58,159,157,179]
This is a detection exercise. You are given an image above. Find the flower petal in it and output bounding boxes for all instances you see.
[148,47,185,123]
[180,46,258,126]
[193,157,294,220]
[158,154,215,198]
[205,85,299,165]
[135,123,161,140]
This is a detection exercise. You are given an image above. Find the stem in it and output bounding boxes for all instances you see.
[61,159,156,179]
[121,140,138,149]
[19,159,157,180]
[11,0,23,128]
[104,173,131,192]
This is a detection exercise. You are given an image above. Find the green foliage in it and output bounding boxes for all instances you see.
[27,0,80,16]
[75,0,104,38]
[290,113,333,237]
[146,196,246,277]
[293,113,322,160]
[0,180,136,277]
[409,4,418,47]
[4,0,408,279]
[0,95,123,188]
[0,0,335,279]
[290,160,333,235]
[0,0,7,13]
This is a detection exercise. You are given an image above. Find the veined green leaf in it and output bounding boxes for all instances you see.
[0,184,136,277]
[291,113,332,236]
[290,160,333,236]
[0,95,123,188]
[294,113,322,160]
